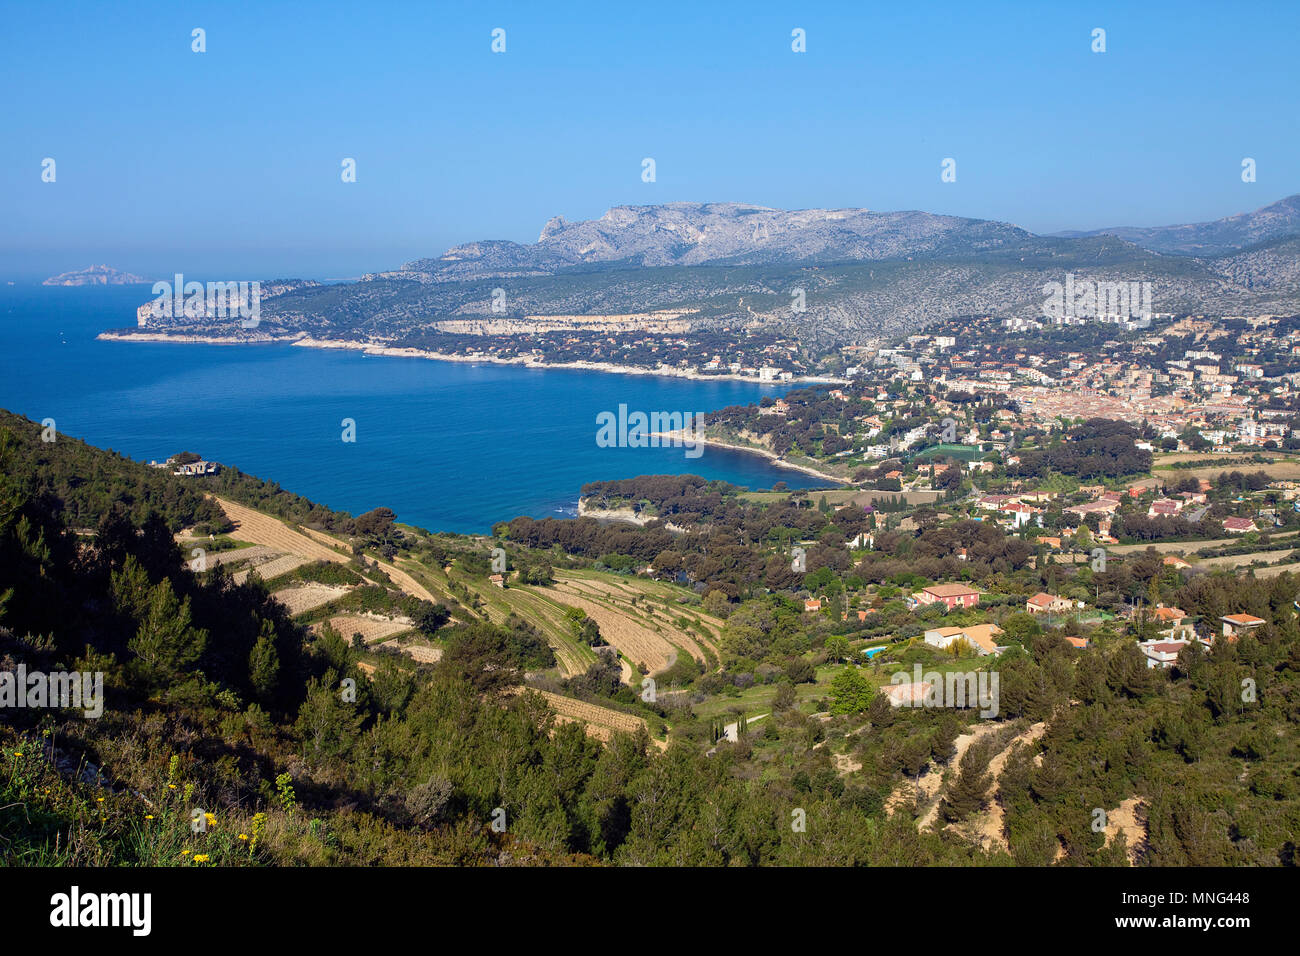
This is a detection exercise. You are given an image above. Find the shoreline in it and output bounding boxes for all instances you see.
[94,331,848,386]
[652,429,848,484]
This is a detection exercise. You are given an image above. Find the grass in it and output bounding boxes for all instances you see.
[1,734,267,866]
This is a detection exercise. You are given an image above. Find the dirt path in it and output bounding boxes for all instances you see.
[966,721,1047,851]
[722,713,768,743]
[912,722,1006,829]
[1102,796,1147,865]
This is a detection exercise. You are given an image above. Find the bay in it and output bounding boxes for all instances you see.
[0,284,828,533]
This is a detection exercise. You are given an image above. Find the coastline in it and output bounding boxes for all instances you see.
[94,331,848,386]
[577,499,690,532]
[96,331,296,346]
[652,429,848,484]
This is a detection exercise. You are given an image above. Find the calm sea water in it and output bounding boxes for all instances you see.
[0,284,825,533]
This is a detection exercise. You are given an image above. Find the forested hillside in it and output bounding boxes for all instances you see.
[2,411,1298,866]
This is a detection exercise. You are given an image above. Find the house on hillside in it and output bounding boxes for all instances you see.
[1128,478,1165,498]
[1065,497,1122,517]
[1222,613,1265,640]
[1152,605,1195,640]
[1000,502,1041,528]
[978,494,1018,510]
[923,623,1004,656]
[172,460,220,477]
[914,583,982,611]
[1026,592,1076,615]
[1148,498,1183,518]
[1222,517,1258,534]
[1139,638,1191,669]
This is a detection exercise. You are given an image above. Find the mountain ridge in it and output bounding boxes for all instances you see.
[116,194,1300,350]
[1049,194,1300,256]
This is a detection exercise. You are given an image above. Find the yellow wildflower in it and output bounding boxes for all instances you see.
[204,812,216,828]
[145,815,154,820]
[238,833,248,841]
[193,854,210,863]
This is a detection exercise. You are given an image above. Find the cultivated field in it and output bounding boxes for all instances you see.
[538,584,678,673]
[527,689,649,741]
[202,545,278,566]
[271,584,352,615]
[315,614,412,644]
[1154,456,1300,481]
[234,553,310,584]
[1108,528,1300,556]
[555,572,723,662]
[379,640,443,664]
[212,496,437,602]
[480,585,597,678]
[215,496,348,562]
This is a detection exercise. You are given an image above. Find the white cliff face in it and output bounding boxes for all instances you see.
[528,202,1026,269]
[408,194,1300,279]
[404,201,1033,278]
[122,195,1300,350]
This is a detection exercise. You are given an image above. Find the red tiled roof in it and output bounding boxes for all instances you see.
[924,583,980,597]
[1222,613,1265,626]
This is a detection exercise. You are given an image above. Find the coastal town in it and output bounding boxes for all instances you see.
[9,0,1295,930]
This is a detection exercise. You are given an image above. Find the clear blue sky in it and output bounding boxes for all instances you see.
[4,0,1298,280]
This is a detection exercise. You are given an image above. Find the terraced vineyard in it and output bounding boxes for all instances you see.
[543,570,723,671]
[214,496,348,563]
[527,689,650,742]
[233,553,310,584]
[314,613,413,645]
[383,641,442,664]
[536,585,678,673]
[271,584,352,615]
[212,495,440,602]
[477,582,597,678]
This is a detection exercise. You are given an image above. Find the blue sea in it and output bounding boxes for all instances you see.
[0,284,827,533]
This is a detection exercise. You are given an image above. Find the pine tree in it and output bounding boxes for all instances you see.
[128,578,207,686]
[939,739,995,823]
[248,622,281,704]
